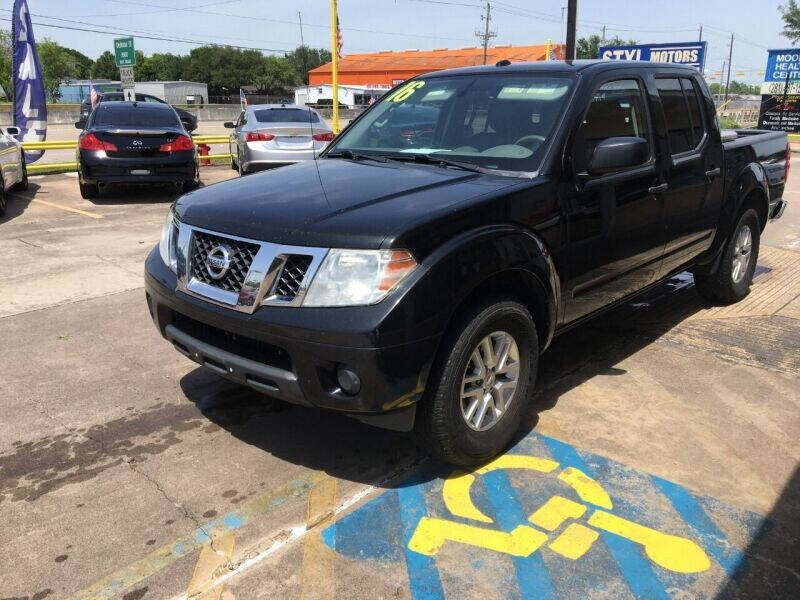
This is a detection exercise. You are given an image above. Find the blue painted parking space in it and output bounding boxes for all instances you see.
[322,432,767,599]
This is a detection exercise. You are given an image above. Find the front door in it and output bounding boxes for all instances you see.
[562,77,666,323]
[655,76,724,275]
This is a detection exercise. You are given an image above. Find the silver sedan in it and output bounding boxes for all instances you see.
[0,126,28,217]
[225,104,334,175]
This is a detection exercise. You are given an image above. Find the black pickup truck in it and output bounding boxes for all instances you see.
[145,60,788,466]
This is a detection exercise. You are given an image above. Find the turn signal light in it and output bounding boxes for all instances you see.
[378,250,417,292]
[245,131,275,142]
[159,135,194,153]
[312,132,335,142]
[79,133,117,152]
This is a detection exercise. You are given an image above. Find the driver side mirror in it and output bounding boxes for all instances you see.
[75,120,86,130]
[223,121,235,129]
[587,137,648,176]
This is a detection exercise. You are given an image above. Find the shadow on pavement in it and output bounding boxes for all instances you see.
[2,182,41,223]
[179,272,711,490]
[717,464,800,599]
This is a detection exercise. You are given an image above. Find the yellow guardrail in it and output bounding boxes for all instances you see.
[23,134,232,173]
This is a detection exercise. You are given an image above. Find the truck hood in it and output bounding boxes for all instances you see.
[175,158,520,249]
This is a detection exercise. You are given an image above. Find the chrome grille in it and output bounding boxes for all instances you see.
[273,255,313,299]
[190,232,260,293]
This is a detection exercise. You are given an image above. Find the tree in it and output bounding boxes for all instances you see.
[285,46,332,84]
[709,81,760,96]
[137,53,184,82]
[91,51,118,80]
[252,56,298,94]
[37,39,79,101]
[576,35,637,60]
[62,47,92,79]
[0,30,12,101]
[182,46,269,96]
[780,0,800,44]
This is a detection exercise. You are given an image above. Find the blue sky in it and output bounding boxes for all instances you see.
[3,0,791,84]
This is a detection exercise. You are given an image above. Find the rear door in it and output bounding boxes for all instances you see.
[655,75,724,275]
[562,74,666,322]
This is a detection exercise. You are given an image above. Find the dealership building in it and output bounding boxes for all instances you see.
[304,44,563,107]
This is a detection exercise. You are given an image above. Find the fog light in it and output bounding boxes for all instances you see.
[337,365,361,395]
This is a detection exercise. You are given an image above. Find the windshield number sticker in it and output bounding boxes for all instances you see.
[387,81,426,102]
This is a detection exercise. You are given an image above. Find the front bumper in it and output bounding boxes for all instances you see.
[144,249,440,430]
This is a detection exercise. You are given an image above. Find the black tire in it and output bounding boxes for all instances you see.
[79,181,99,199]
[693,208,760,304]
[230,151,238,171]
[414,299,538,467]
[0,186,7,217]
[184,169,200,191]
[13,157,28,191]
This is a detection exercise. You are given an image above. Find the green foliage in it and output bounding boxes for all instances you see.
[61,47,92,79]
[576,35,637,60]
[90,51,118,80]
[136,53,185,82]
[780,0,800,44]
[708,81,760,95]
[0,30,11,100]
[37,39,79,101]
[718,116,741,129]
[285,46,332,84]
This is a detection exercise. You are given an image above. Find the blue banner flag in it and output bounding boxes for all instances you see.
[12,0,47,163]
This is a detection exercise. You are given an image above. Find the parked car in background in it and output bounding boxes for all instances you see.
[146,61,787,466]
[77,92,198,133]
[0,126,28,217]
[225,104,334,175]
[76,102,199,199]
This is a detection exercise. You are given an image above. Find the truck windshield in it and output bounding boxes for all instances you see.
[330,73,574,173]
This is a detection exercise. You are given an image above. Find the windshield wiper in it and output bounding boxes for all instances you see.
[327,149,389,163]
[385,153,486,174]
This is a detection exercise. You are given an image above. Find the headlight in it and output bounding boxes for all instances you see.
[303,249,417,306]
[158,209,178,273]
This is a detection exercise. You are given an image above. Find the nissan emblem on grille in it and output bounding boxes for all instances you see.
[205,245,232,280]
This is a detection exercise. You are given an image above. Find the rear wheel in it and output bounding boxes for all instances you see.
[13,156,28,191]
[79,181,99,199]
[693,208,760,304]
[184,168,200,191]
[0,186,7,216]
[414,299,537,467]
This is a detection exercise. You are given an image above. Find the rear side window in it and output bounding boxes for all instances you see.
[253,108,320,124]
[573,78,650,173]
[93,105,180,127]
[657,77,705,155]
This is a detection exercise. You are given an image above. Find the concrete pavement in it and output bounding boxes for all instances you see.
[0,166,798,599]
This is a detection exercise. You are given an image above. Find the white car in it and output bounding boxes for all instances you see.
[0,126,28,216]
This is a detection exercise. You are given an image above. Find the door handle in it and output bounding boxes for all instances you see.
[705,167,721,179]
[648,183,668,194]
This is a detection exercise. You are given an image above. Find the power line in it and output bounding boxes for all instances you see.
[0,16,291,53]
[476,2,497,65]
[67,0,240,19]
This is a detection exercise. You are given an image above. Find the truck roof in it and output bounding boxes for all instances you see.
[424,59,701,78]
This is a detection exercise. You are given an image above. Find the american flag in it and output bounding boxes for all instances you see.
[336,14,343,59]
[239,88,247,109]
[89,82,99,109]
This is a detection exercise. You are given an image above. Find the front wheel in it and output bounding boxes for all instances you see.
[13,156,28,191]
[693,208,760,304]
[414,299,538,467]
[0,186,7,216]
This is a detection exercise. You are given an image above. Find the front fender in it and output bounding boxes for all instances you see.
[380,224,561,349]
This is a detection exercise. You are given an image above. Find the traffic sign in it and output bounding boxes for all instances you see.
[119,66,134,89]
[114,37,135,67]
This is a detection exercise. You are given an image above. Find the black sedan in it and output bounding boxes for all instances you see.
[78,92,198,132]
[76,102,200,199]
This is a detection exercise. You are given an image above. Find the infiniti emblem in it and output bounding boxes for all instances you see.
[205,245,232,280]
[132,139,143,146]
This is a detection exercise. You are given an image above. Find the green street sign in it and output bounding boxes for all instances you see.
[114,37,135,67]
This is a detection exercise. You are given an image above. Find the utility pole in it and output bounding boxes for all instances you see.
[476,2,497,65]
[698,24,702,42]
[565,0,577,61]
[719,60,726,101]
[298,12,307,84]
[601,25,606,43]
[724,33,734,101]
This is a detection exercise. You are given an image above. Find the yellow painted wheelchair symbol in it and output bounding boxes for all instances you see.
[408,454,711,574]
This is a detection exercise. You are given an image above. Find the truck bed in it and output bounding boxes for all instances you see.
[722,129,788,209]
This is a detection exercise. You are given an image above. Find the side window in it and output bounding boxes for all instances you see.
[573,79,650,173]
[656,78,694,155]
[680,78,706,146]
[236,111,246,127]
